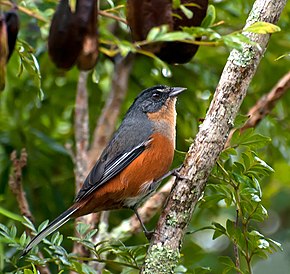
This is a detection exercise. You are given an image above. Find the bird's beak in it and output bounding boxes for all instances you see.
[169,87,187,97]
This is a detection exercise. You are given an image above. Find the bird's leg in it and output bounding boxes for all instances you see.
[132,207,154,240]
[154,165,187,184]
[131,166,187,240]
[171,165,189,180]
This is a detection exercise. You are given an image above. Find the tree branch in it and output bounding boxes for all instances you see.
[74,71,89,193]
[141,0,287,273]
[241,71,290,132]
[8,149,32,222]
[72,71,91,258]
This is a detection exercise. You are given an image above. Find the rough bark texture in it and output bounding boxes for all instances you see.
[141,0,287,273]
[74,71,89,193]
[8,149,32,221]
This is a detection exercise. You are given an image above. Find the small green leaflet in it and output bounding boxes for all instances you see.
[244,22,281,34]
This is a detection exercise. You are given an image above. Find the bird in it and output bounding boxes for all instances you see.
[22,85,186,256]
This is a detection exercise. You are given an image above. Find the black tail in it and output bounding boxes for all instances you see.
[21,206,78,256]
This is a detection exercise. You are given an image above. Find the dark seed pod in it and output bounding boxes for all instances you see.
[157,0,208,64]
[126,0,208,64]
[48,0,83,69]
[127,0,172,53]
[0,16,8,91]
[76,0,98,71]
[4,10,19,62]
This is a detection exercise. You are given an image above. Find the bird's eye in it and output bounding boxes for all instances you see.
[152,92,161,100]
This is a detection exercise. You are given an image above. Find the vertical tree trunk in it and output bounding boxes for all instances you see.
[141,0,287,273]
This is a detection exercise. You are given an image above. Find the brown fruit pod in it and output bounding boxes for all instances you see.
[4,10,19,62]
[157,0,208,64]
[126,0,208,64]
[48,0,84,69]
[127,0,173,53]
[76,0,98,71]
[0,16,8,91]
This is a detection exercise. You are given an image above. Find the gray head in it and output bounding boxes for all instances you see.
[127,85,186,115]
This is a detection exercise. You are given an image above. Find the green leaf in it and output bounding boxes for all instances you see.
[192,266,211,273]
[38,220,49,233]
[51,232,62,245]
[234,114,250,128]
[212,222,226,234]
[231,128,271,149]
[180,4,193,19]
[223,33,257,51]
[0,207,25,222]
[244,22,281,34]
[146,25,169,41]
[226,219,236,238]
[22,216,37,233]
[183,26,221,40]
[153,31,193,42]
[254,156,274,173]
[16,40,44,100]
[172,0,181,9]
[219,256,235,267]
[19,232,27,247]
[201,5,216,28]
[24,270,34,274]
[213,229,224,240]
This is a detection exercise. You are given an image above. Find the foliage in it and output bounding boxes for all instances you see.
[0,0,290,273]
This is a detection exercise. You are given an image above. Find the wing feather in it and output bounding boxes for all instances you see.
[75,139,152,202]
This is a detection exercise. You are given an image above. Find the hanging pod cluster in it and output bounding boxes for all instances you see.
[127,0,208,64]
[0,9,19,91]
[48,0,98,70]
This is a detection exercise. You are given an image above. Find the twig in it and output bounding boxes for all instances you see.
[241,71,290,132]
[225,71,290,147]
[0,0,48,22]
[8,149,32,222]
[234,209,241,273]
[0,1,127,24]
[141,0,287,273]
[98,10,127,25]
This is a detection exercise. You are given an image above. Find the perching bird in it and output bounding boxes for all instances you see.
[22,85,185,256]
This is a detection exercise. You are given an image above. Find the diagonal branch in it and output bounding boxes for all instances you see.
[241,71,290,132]
[141,0,287,273]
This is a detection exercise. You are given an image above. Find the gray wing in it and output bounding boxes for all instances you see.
[75,117,153,202]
